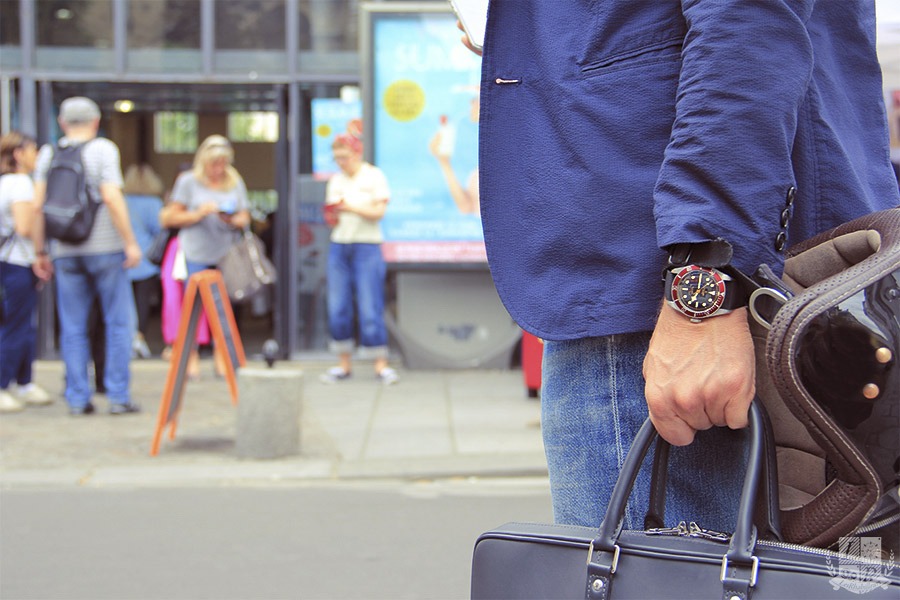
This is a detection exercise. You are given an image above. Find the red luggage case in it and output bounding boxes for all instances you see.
[521,331,543,398]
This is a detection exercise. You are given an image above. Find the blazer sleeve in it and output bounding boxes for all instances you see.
[653,0,815,274]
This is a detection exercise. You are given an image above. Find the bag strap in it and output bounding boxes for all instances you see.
[587,401,767,600]
[644,401,782,541]
[0,233,23,262]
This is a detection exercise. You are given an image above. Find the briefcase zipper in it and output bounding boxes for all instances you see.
[644,523,889,563]
[645,521,731,543]
[853,512,900,536]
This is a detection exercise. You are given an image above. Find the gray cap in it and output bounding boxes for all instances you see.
[59,97,101,124]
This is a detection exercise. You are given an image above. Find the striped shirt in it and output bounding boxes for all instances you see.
[33,136,125,257]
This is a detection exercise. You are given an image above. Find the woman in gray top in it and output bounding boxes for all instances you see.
[161,135,250,377]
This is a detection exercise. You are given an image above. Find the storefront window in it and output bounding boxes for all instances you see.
[154,112,198,154]
[35,0,114,71]
[215,0,286,74]
[127,0,201,73]
[0,0,21,70]
[298,0,358,75]
[228,112,279,143]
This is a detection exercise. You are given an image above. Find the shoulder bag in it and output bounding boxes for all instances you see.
[144,228,176,266]
[217,228,277,304]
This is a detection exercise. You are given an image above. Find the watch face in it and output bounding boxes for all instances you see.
[670,266,727,319]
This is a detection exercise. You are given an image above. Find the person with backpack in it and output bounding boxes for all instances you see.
[0,131,52,413]
[30,97,143,416]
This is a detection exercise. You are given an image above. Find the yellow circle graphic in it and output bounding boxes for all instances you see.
[316,124,332,138]
[383,80,425,122]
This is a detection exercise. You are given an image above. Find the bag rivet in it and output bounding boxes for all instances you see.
[875,347,892,364]
[729,596,741,600]
[591,579,604,592]
[862,383,880,399]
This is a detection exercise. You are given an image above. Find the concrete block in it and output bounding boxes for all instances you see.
[236,368,303,459]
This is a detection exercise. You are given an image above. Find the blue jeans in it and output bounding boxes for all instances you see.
[54,253,133,407]
[541,333,747,533]
[0,262,38,389]
[326,243,387,357]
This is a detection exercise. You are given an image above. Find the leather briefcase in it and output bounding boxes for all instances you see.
[471,402,900,599]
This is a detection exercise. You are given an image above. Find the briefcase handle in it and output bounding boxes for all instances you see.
[643,403,783,541]
[587,401,766,598]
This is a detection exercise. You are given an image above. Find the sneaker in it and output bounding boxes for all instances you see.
[0,390,25,413]
[319,366,351,384]
[109,402,141,415]
[16,383,52,405]
[377,367,399,386]
[132,334,151,359]
[69,403,95,416]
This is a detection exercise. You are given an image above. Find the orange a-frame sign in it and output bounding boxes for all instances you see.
[151,270,246,456]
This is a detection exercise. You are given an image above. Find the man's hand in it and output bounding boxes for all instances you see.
[123,241,142,269]
[32,255,53,282]
[643,304,755,446]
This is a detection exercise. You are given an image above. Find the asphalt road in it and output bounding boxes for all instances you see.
[0,477,552,600]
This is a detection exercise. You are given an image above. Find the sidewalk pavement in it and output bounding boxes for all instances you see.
[0,359,546,488]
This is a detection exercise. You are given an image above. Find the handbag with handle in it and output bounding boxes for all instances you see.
[217,228,277,304]
[144,228,176,266]
[471,401,900,599]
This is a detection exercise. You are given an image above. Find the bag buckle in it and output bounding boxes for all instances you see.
[586,541,620,573]
[748,287,789,330]
[720,555,759,587]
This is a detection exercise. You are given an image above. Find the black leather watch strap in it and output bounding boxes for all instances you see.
[665,238,734,269]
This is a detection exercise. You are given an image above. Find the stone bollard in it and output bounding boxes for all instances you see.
[236,368,303,459]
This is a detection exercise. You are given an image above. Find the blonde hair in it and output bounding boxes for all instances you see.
[193,134,241,190]
[123,164,164,196]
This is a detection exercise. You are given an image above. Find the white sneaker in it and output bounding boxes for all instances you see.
[0,390,25,413]
[132,334,151,359]
[16,383,52,405]
[377,367,399,386]
[319,366,351,384]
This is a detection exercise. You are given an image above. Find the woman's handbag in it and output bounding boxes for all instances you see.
[217,228,277,304]
[471,401,900,599]
[145,228,176,266]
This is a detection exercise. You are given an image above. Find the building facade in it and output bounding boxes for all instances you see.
[1,0,424,358]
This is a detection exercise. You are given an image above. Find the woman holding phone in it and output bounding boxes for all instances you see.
[161,135,250,378]
[320,133,398,385]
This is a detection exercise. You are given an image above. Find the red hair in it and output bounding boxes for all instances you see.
[332,133,363,155]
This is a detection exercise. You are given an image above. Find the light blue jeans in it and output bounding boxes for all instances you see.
[541,333,747,533]
[326,243,388,357]
[54,252,133,408]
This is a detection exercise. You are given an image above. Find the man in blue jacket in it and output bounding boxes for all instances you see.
[475,1,899,531]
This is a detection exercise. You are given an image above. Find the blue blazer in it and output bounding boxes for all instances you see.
[479,0,899,340]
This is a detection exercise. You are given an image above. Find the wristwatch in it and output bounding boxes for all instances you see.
[664,265,743,323]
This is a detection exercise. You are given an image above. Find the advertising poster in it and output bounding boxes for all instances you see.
[372,11,485,263]
[311,98,362,181]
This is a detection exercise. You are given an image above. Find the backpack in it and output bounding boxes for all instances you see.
[43,142,99,244]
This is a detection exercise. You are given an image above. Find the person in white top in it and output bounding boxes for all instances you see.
[320,133,398,385]
[0,131,52,412]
